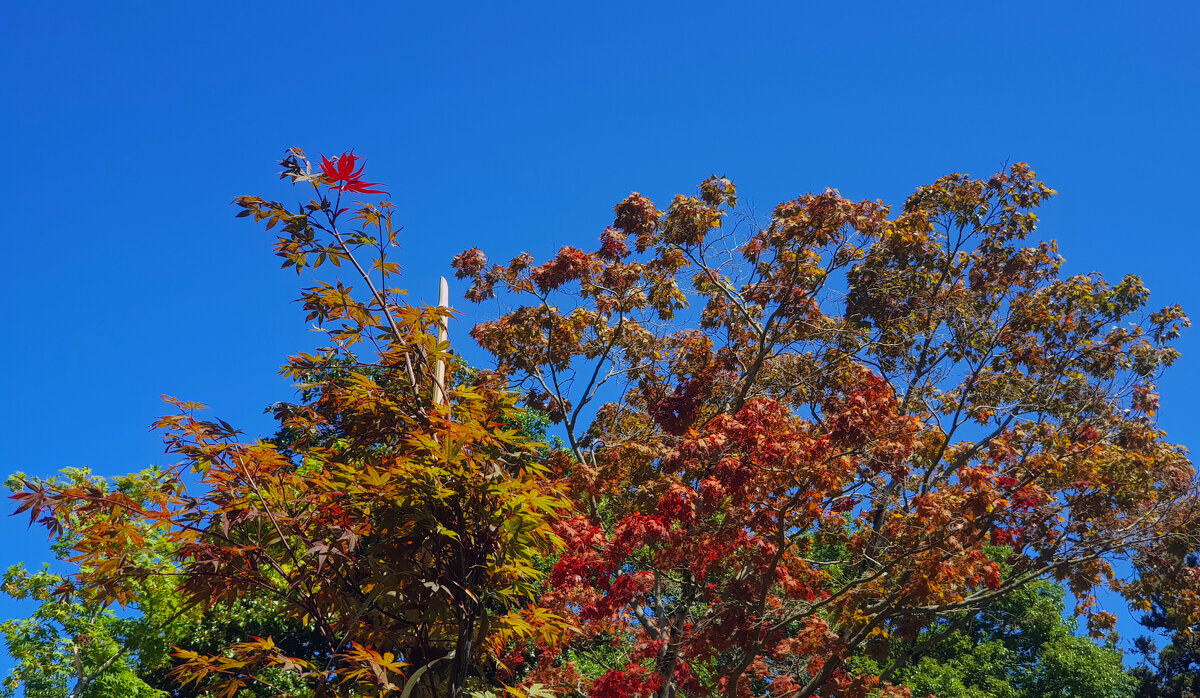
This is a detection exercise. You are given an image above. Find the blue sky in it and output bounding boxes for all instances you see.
[1,0,1197,678]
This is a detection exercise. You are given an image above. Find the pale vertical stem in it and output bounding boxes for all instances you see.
[433,276,450,407]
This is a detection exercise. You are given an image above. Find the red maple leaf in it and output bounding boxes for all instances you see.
[319,150,387,195]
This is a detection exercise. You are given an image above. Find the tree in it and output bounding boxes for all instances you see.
[453,165,1199,696]
[1130,541,1200,698]
[7,153,1198,698]
[891,578,1135,698]
[2,468,319,698]
[11,150,571,698]
[1,469,185,698]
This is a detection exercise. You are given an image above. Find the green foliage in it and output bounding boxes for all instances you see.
[895,582,1137,698]
[2,563,159,698]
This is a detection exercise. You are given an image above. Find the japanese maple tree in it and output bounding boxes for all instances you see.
[12,149,570,698]
[454,165,1199,697]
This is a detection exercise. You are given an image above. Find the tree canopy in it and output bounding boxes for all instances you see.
[4,151,1198,698]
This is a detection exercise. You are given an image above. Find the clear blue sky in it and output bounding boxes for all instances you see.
[1,0,1197,675]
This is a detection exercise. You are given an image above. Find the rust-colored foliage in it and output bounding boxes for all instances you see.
[12,154,1200,698]
[12,149,571,697]
[456,166,1199,697]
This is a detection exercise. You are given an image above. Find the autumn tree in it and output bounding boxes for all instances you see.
[2,464,351,698]
[453,165,1199,697]
[7,152,1198,698]
[11,150,570,698]
[1,468,189,698]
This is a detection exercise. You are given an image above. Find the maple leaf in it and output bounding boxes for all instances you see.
[319,150,387,195]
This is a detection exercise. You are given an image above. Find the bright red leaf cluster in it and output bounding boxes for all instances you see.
[319,149,387,195]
